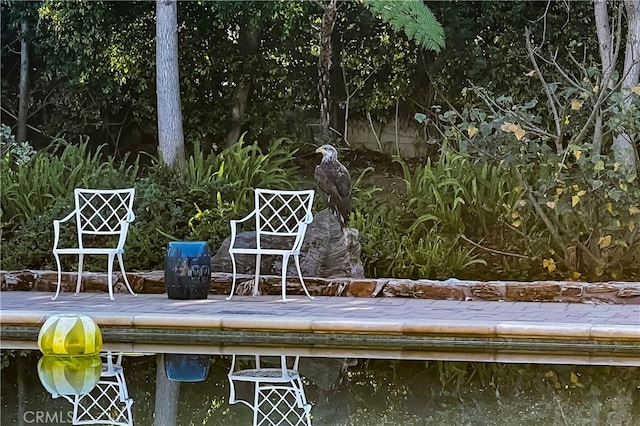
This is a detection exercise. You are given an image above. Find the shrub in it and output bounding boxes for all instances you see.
[1,137,138,238]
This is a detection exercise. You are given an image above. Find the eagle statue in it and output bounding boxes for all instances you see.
[315,144,352,229]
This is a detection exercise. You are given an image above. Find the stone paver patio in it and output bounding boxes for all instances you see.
[1,291,638,366]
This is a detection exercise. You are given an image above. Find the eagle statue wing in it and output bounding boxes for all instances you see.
[315,160,352,228]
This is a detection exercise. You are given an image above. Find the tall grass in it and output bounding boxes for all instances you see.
[1,139,138,236]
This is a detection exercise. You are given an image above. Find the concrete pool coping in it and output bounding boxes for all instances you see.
[1,291,639,365]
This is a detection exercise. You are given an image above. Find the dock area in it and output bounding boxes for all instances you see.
[1,291,639,366]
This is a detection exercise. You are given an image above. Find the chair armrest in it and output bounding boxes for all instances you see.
[52,210,77,250]
[291,222,310,252]
[229,210,256,249]
[304,211,314,224]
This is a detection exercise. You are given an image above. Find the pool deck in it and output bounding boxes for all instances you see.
[1,291,639,366]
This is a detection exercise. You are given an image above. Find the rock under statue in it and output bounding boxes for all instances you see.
[211,209,363,280]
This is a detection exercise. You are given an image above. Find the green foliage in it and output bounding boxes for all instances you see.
[211,134,304,208]
[364,0,445,53]
[126,162,230,271]
[434,81,640,280]
[352,154,493,279]
[389,233,486,280]
[394,152,520,236]
[126,136,302,270]
[0,198,74,271]
[0,124,35,166]
[187,195,236,252]
[0,137,138,237]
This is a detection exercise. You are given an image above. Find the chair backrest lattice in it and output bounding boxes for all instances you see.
[256,385,310,426]
[75,189,135,236]
[72,380,133,426]
[255,189,314,237]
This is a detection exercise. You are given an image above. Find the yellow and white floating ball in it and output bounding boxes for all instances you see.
[37,355,102,396]
[38,313,103,356]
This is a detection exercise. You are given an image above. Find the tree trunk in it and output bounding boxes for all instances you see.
[156,0,185,167]
[611,0,640,170]
[154,354,180,426]
[595,0,639,169]
[17,18,29,143]
[318,0,337,142]
[593,0,613,157]
[225,15,262,147]
[594,0,614,80]
[17,355,26,426]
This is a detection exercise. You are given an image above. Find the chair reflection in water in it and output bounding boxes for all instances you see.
[69,352,134,426]
[228,355,312,426]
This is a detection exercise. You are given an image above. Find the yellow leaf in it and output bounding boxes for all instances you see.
[512,219,521,228]
[606,203,613,213]
[571,100,583,110]
[593,85,599,93]
[614,162,620,172]
[564,115,570,125]
[573,149,582,160]
[629,221,636,232]
[631,85,640,96]
[571,271,582,280]
[500,122,515,133]
[543,258,556,272]
[572,195,580,207]
[629,206,640,215]
[570,372,579,384]
[546,201,555,209]
[526,70,536,77]
[500,122,525,140]
[572,185,580,191]
[620,182,628,191]
[511,212,520,219]
[467,125,479,137]
[555,188,563,196]
[598,235,612,249]
[577,190,586,197]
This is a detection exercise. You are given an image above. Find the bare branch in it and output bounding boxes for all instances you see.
[525,27,563,153]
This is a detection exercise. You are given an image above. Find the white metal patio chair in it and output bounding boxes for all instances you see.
[227,188,315,301]
[71,351,133,426]
[52,188,137,301]
[228,355,312,426]
[53,352,134,426]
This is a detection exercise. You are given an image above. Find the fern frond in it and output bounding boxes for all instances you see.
[364,0,445,53]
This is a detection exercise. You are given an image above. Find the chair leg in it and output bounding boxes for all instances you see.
[253,253,261,296]
[75,254,84,296]
[107,253,115,301]
[281,254,290,301]
[227,253,238,300]
[294,255,314,300]
[52,252,63,301]
[117,254,137,296]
